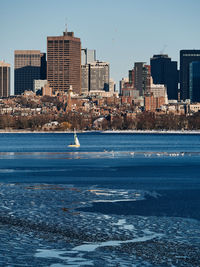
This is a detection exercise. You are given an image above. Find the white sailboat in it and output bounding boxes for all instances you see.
[68,130,80,148]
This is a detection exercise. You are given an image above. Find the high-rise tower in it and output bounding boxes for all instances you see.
[14,50,46,95]
[0,61,10,97]
[134,62,151,96]
[150,54,178,100]
[47,29,81,94]
[180,50,200,100]
[189,61,200,102]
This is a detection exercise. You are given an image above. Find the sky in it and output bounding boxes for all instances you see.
[1,0,200,94]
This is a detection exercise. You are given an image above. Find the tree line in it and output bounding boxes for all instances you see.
[0,112,200,131]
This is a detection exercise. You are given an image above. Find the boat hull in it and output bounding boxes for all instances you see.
[68,145,80,148]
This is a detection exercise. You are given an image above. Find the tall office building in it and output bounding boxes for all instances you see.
[90,61,109,92]
[40,53,47,80]
[81,49,96,65]
[189,61,200,102]
[81,61,109,94]
[134,62,151,96]
[150,54,178,100]
[0,61,10,97]
[180,50,200,100]
[81,64,89,94]
[14,50,46,95]
[47,29,81,94]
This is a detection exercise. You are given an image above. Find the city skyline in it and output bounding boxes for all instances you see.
[1,0,200,94]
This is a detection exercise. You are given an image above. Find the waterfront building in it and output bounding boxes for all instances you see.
[81,49,96,64]
[180,49,200,100]
[0,61,10,97]
[189,61,200,102]
[14,50,46,95]
[47,29,81,94]
[150,54,178,100]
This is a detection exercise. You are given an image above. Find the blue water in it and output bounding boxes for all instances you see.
[0,132,200,266]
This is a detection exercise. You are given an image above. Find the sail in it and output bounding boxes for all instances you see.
[74,133,80,146]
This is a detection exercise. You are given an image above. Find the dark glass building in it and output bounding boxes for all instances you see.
[14,50,46,95]
[134,62,151,96]
[189,61,200,102]
[180,50,200,101]
[150,54,178,100]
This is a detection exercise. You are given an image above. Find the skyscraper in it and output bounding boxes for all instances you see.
[47,29,81,94]
[134,62,151,96]
[0,61,10,97]
[14,50,46,95]
[150,54,178,100]
[90,61,109,92]
[189,61,200,102]
[81,61,109,94]
[180,50,200,100]
[81,49,96,64]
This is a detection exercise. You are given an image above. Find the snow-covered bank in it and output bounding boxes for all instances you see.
[103,129,200,134]
[0,129,200,134]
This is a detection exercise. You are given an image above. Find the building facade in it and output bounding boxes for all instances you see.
[81,49,96,65]
[14,50,46,95]
[81,64,89,95]
[134,62,151,96]
[47,30,81,94]
[0,61,10,97]
[150,54,178,100]
[81,61,109,94]
[90,61,109,92]
[180,50,200,100]
[33,79,48,93]
[189,61,200,102]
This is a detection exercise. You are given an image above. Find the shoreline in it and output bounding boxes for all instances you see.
[0,129,200,134]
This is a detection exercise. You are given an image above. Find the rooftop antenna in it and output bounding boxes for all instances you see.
[65,17,68,34]
[160,44,167,55]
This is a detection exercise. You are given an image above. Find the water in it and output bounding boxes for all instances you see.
[0,132,200,266]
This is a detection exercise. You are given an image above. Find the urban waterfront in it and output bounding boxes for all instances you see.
[0,132,200,266]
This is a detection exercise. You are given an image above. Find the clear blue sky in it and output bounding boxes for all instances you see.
[1,0,200,94]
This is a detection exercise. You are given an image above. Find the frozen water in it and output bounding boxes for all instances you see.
[0,183,199,266]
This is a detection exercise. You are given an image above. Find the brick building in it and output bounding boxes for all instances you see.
[47,29,81,94]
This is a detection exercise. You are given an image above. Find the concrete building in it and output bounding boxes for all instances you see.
[14,50,46,95]
[47,29,81,94]
[81,64,89,95]
[180,49,200,100]
[109,78,116,94]
[0,61,10,97]
[119,77,129,95]
[33,79,48,93]
[81,61,109,94]
[145,78,168,112]
[150,54,178,100]
[81,49,96,64]
[42,83,52,96]
[90,61,109,92]
[189,61,200,102]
